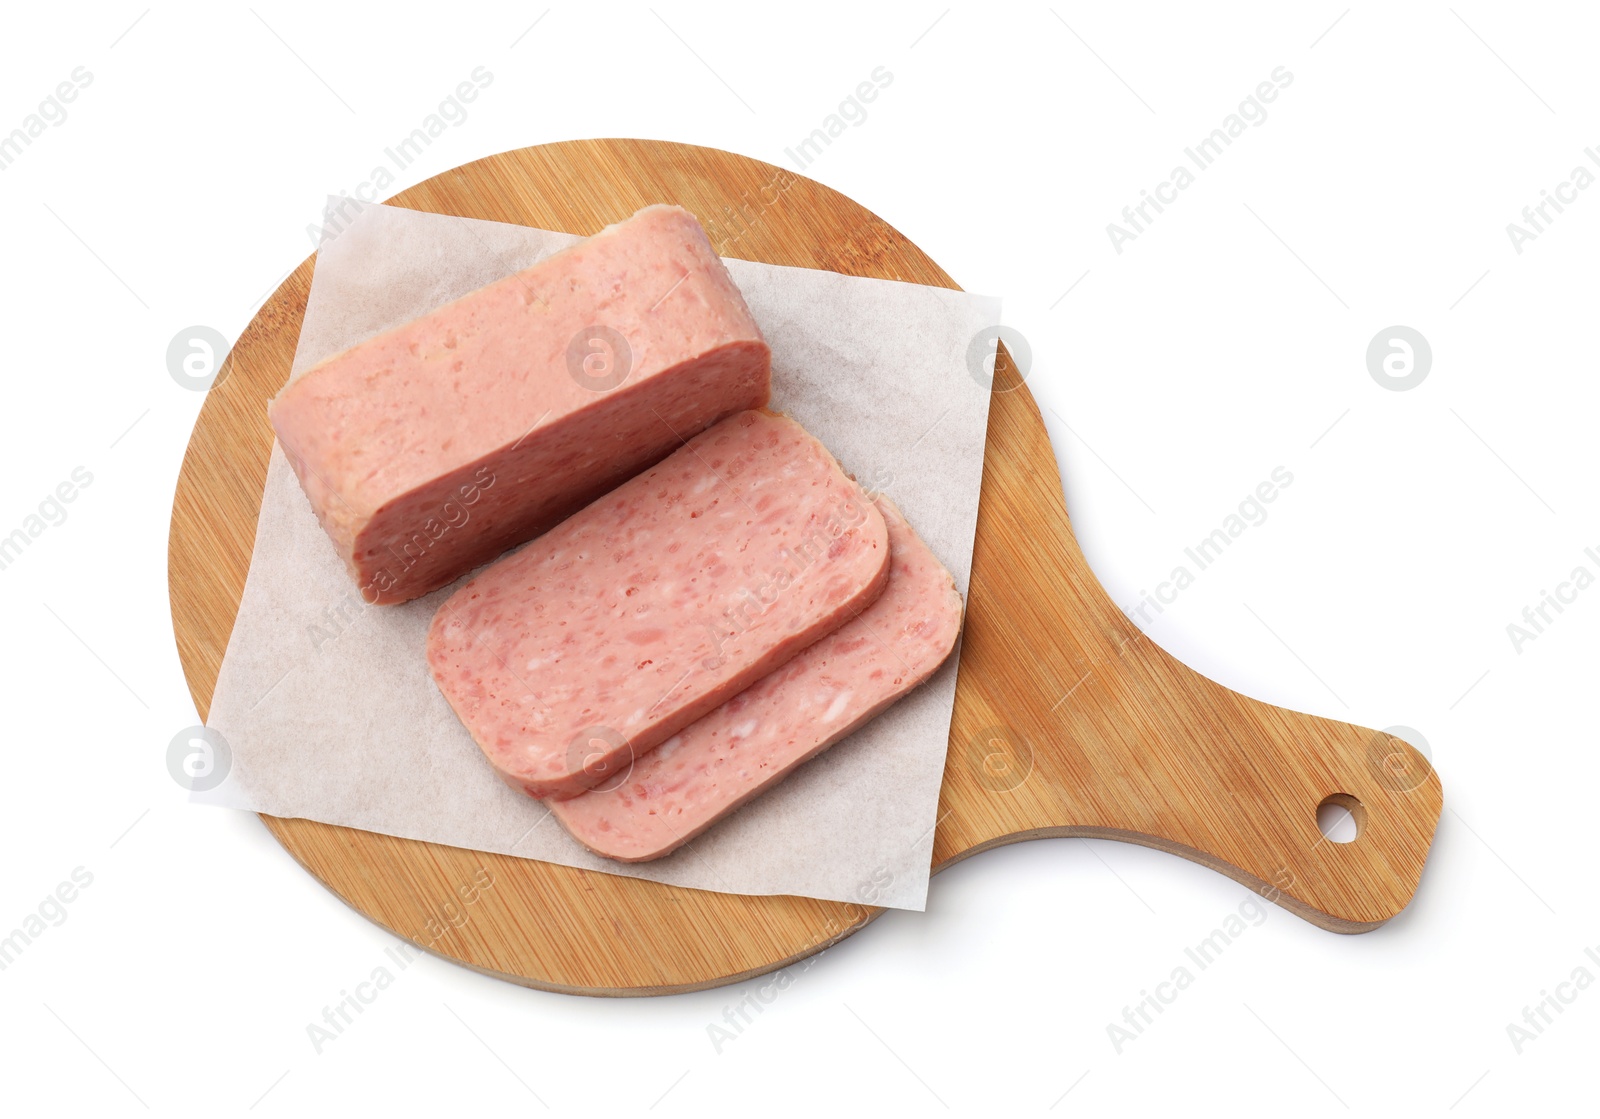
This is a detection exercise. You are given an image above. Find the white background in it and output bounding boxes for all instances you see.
[0,2,1593,1115]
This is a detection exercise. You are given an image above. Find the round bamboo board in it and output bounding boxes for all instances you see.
[168,139,1441,996]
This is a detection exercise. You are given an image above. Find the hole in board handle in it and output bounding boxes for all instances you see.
[1316,793,1366,844]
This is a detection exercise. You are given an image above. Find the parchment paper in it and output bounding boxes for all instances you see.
[199,199,999,911]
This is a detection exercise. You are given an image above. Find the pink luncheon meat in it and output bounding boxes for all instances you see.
[549,499,963,861]
[269,204,771,604]
[426,410,892,800]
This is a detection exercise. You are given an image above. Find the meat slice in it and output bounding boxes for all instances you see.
[549,499,963,862]
[427,410,891,800]
[270,204,771,604]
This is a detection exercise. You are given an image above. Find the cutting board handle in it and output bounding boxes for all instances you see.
[934,374,1441,932]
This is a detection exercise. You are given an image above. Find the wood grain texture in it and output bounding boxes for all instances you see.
[168,139,1442,997]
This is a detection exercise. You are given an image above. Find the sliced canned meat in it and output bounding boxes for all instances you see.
[427,410,892,799]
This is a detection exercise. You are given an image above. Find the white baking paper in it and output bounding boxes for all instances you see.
[199,199,999,911]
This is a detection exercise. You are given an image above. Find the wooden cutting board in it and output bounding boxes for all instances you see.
[168,139,1441,996]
